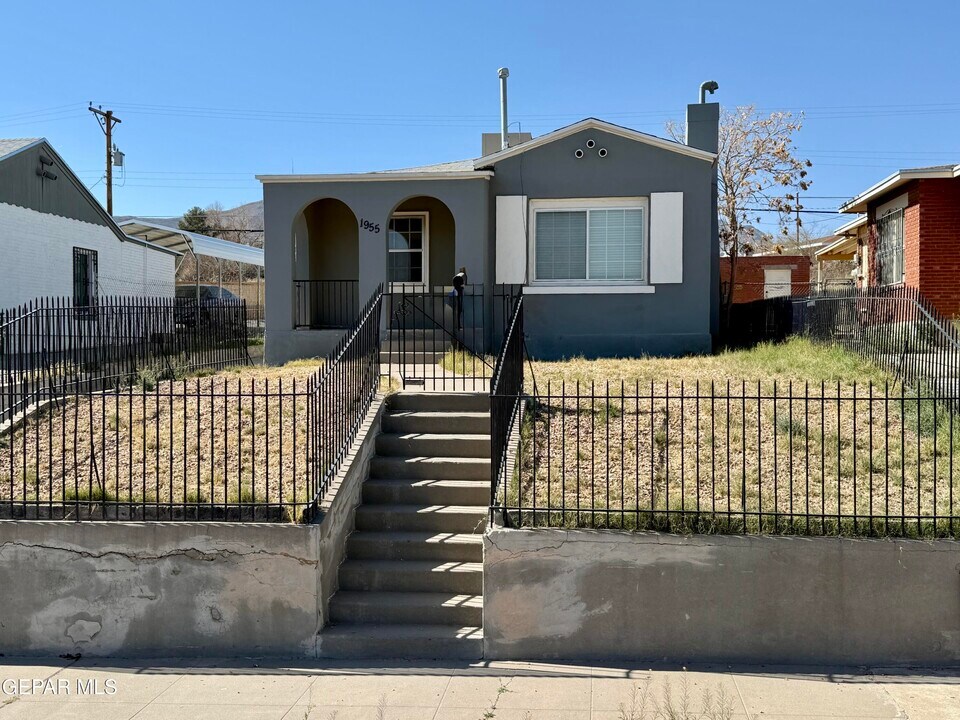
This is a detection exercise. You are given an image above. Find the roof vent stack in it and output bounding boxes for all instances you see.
[686,80,720,154]
[498,67,510,151]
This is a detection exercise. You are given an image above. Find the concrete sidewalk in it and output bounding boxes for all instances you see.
[1,657,958,719]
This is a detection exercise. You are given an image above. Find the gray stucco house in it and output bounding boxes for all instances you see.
[258,100,719,364]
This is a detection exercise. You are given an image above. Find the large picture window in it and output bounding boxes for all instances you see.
[72,247,98,307]
[532,200,647,283]
[388,213,429,285]
[876,209,904,286]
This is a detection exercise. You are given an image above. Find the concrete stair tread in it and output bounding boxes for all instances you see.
[386,392,490,413]
[381,410,490,435]
[347,530,483,545]
[331,591,483,610]
[386,411,489,419]
[329,591,483,626]
[318,623,483,659]
[346,530,484,561]
[340,559,483,573]
[364,478,490,489]
[338,558,483,593]
[356,503,487,516]
[322,623,482,639]
[370,455,490,481]
[379,432,491,441]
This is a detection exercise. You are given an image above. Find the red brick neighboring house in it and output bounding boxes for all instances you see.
[838,164,960,318]
[720,255,811,303]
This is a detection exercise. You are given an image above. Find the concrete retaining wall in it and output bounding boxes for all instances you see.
[0,400,383,658]
[484,528,960,666]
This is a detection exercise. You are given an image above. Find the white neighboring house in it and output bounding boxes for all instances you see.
[0,138,178,309]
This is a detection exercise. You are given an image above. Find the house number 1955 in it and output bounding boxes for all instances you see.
[360,219,380,234]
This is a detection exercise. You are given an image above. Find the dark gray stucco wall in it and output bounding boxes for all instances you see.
[488,128,717,359]
[263,178,490,365]
[484,528,960,666]
[0,142,110,227]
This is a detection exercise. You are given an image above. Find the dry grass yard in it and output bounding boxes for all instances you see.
[509,339,960,536]
[1,360,324,520]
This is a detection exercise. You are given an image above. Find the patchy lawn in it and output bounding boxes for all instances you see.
[507,339,960,537]
[1,360,328,520]
[529,337,889,388]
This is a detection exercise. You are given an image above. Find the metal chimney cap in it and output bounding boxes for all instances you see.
[699,80,719,103]
[498,67,510,79]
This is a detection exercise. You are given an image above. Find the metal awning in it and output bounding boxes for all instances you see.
[118,219,264,267]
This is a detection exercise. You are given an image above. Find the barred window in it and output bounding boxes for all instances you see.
[876,209,904,286]
[72,247,98,307]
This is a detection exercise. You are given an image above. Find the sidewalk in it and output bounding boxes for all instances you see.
[1,657,958,719]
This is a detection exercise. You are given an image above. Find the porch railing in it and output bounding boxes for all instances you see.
[490,293,526,523]
[385,284,521,392]
[294,280,359,329]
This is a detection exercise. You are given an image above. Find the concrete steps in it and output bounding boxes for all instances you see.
[362,478,489,506]
[375,432,491,458]
[346,531,483,562]
[339,559,483,594]
[319,390,490,660]
[382,410,489,434]
[370,456,490,481]
[330,591,483,626]
[317,623,483,660]
[355,504,487,533]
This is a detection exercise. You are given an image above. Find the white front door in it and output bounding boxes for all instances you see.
[763,267,792,298]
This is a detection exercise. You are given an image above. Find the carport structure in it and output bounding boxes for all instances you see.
[119,218,265,328]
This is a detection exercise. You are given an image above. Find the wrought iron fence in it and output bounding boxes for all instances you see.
[1,296,250,424]
[494,379,960,537]
[310,283,384,507]
[0,286,384,522]
[490,293,526,521]
[294,280,359,329]
[795,285,960,405]
[1,376,312,521]
[385,283,521,392]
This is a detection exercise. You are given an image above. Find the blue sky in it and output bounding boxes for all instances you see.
[2,0,958,236]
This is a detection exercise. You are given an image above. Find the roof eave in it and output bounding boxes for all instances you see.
[840,166,960,213]
[256,170,493,184]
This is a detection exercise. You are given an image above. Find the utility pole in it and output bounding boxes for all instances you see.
[88,105,122,215]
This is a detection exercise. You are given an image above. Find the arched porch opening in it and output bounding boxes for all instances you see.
[387,196,456,290]
[293,197,359,328]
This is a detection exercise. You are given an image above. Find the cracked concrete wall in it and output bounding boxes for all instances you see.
[0,521,322,657]
[0,399,384,658]
[484,528,960,665]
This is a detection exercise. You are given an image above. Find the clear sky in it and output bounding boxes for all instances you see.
[2,0,957,236]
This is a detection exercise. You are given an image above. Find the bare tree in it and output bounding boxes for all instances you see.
[668,106,812,320]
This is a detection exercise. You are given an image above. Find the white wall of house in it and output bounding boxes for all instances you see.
[0,202,175,309]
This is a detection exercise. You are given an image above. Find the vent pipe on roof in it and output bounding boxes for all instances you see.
[498,67,510,151]
[699,80,719,103]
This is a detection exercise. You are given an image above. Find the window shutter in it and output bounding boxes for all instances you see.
[649,192,684,284]
[496,195,528,284]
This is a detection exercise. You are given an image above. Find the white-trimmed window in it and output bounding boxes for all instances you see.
[388,212,429,285]
[530,198,648,284]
